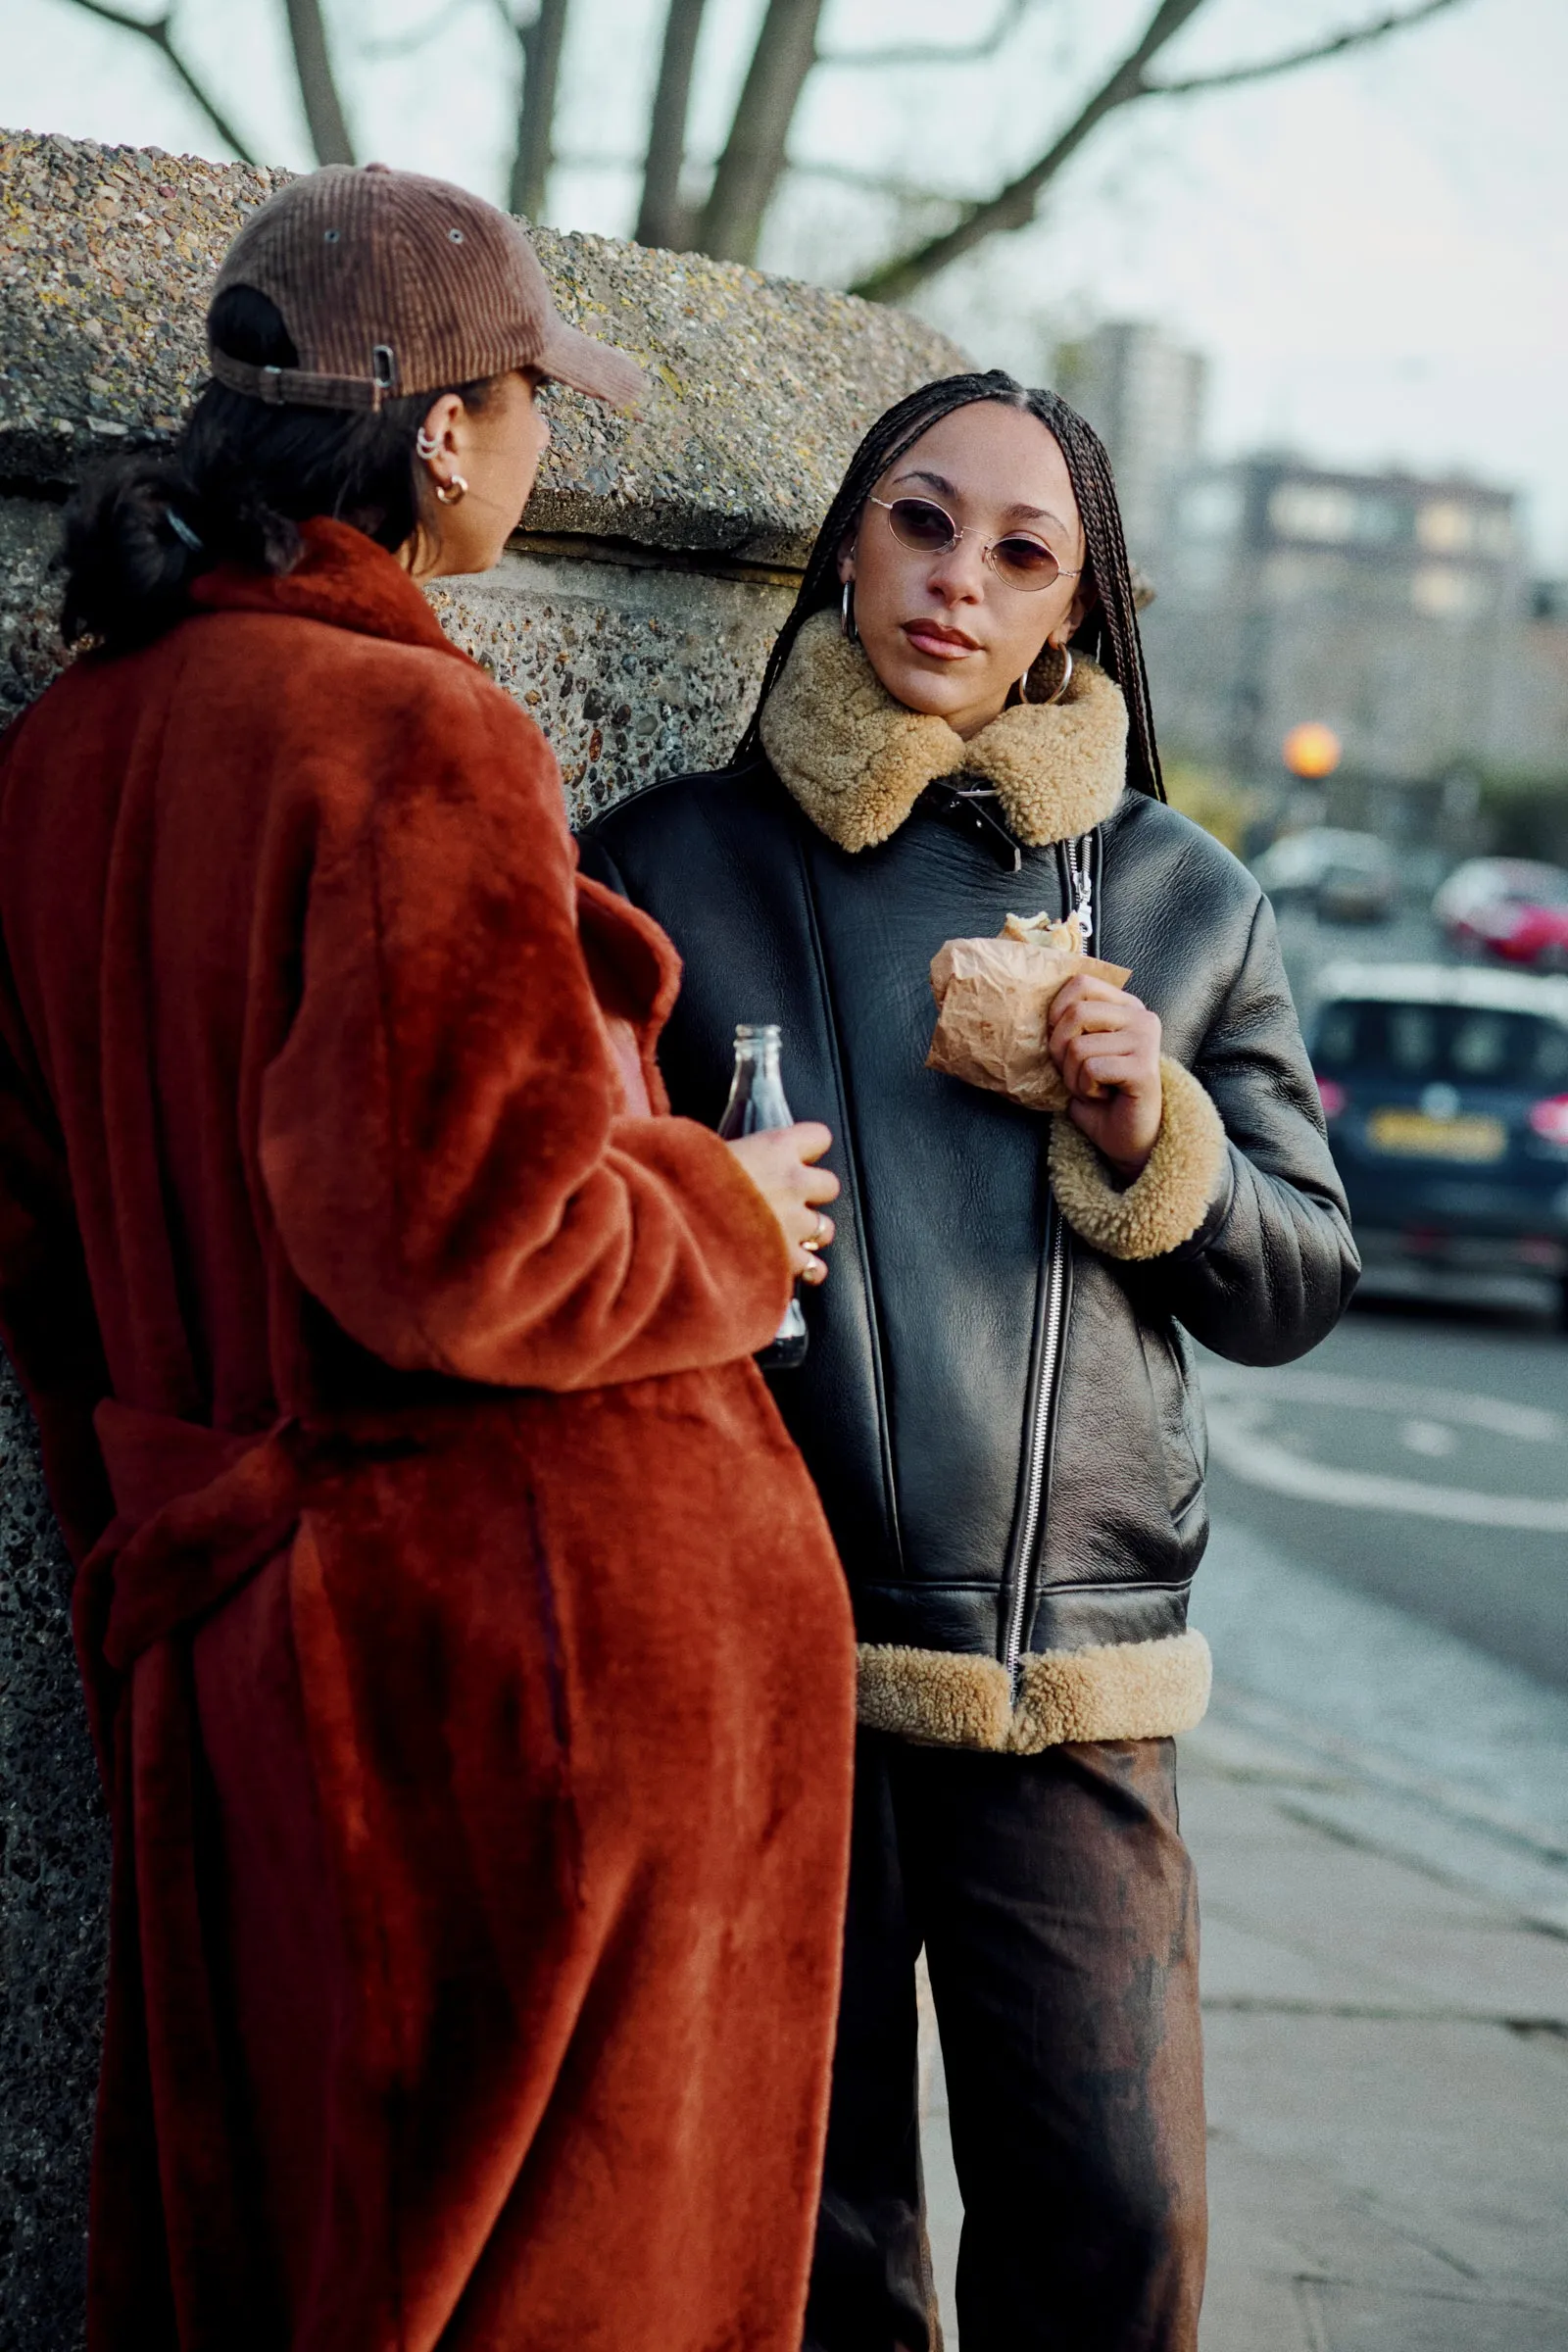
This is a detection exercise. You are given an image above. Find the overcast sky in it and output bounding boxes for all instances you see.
[9,0,1566,566]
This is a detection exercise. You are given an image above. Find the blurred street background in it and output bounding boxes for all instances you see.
[8,0,1568,2343]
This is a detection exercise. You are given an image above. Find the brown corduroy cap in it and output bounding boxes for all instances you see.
[209,163,645,414]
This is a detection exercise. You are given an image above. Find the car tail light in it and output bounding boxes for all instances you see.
[1528,1095,1568,1144]
[1315,1076,1347,1119]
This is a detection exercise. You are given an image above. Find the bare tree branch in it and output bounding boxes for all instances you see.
[1146,0,1466,95]
[852,0,1469,305]
[510,0,570,219]
[789,159,968,206]
[698,0,828,264]
[284,0,356,165]
[635,0,710,249]
[56,0,261,164]
[818,0,1034,74]
[852,0,1205,303]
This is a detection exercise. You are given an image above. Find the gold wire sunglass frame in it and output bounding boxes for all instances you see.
[864,495,1083,593]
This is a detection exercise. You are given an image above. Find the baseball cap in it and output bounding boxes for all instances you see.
[208,163,645,414]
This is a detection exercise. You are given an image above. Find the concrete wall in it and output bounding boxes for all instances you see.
[0,126,965,2339]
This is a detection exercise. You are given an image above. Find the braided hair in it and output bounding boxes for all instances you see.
[735,368,1164,802]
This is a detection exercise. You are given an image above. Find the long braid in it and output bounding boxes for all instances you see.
[734,368,1165,803]
[1022,389,1164,803]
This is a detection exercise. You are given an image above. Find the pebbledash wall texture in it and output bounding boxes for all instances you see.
[0,126,965,2341]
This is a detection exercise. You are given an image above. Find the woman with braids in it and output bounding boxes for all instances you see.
[580,372,1358,2352]
[0,167,855,2348]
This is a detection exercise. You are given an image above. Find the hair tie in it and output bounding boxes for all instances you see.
[165,507,204,555]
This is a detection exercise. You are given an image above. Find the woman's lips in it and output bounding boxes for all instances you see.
[902,620,980,661]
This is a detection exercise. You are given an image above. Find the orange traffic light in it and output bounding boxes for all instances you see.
[1282,722,1342,779]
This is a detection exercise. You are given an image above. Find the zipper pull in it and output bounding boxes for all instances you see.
[1073,852,1094,944]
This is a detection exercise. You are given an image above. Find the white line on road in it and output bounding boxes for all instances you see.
[1200,1368,1568,1530]
[1200,1366,1564,1444]
[1205,1415,1568,1531]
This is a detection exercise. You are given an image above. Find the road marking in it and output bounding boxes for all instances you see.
[1200,1367,1564,1444]
[1399,1418,1458,1457]
[1200,1368,1568,1532]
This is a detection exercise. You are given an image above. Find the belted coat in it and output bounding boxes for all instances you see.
[0,522,855,2351]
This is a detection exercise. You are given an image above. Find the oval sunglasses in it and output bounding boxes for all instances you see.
[866,494,1081,593]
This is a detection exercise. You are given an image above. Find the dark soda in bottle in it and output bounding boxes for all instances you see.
[717,1022,809,1370]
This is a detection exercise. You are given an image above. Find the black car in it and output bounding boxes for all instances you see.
[1308,962,1568,1322]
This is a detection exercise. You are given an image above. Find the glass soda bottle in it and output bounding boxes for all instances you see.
[717,1022,809,1370]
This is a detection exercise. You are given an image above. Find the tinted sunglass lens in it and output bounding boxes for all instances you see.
[991,537,1060,590]
[889,498,958,553]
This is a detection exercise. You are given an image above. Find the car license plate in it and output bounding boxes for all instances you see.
[1367,1108,1506,1162]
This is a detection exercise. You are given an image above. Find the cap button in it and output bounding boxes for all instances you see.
[364,161,392,174]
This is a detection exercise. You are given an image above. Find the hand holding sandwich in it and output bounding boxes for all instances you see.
[1048,975,1163,1179]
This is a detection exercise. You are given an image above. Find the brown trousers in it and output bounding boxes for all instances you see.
[804,1732,1206,2352]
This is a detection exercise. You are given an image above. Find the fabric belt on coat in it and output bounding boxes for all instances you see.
[75,1399,318,2352]
[89,1397,311,1673]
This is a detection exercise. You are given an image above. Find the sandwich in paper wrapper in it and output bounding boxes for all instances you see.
[926,909,1131,1114]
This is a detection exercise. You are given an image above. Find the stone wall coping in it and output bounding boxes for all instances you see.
[0,129,968,565]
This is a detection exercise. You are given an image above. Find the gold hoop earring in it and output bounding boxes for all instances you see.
[1016,667,1031,705]
[435,473,468,506]
[841,579,858,644]
[1042,644,1073,706]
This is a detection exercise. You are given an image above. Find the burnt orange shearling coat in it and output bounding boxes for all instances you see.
[0,520,855,2351]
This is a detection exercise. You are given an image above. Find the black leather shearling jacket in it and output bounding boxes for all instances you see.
[580,751,1357,1753]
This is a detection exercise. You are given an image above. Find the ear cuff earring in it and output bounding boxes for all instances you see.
[415,425,441,460]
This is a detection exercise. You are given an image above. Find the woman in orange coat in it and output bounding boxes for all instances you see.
[0,167,853,2350]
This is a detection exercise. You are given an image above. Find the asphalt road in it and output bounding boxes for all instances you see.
[1199,886,1568,1700]
[1199,1300,1568,1693]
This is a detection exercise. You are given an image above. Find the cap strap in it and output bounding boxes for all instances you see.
[209,348,388,412]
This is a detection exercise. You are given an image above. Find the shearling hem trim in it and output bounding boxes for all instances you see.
[856,1631,1211,1752]
[760,609,1128,854]
[1048,1056,1227,1262]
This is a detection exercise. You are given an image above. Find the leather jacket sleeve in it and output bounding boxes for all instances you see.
[1124,887,1359,1365]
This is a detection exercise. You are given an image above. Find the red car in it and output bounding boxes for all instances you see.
[1434,858,1568,970]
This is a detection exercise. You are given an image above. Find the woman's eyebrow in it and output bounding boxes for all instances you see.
[892,467,957,497]
[890,470,1070,536]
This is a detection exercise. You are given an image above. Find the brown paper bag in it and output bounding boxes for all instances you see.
[926,932,1131,1113]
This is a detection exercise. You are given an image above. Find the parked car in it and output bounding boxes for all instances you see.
[1308,962,1568,1320]
[1252,828,1399,923]
[1432,857,1568,969]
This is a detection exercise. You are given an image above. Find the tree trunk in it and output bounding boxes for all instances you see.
[697,0,826,265]
[510,0,572,220]
[635,0,710,250]
[284,0,356,166]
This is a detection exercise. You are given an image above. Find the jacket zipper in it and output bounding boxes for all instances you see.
[1004,1203,1068,1697]
[1002,831,1099,1699]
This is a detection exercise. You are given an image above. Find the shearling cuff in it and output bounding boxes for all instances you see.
[1012,1630,1211,1750]
[1048,1055,1227,1261]
[856,1630,1211,1753]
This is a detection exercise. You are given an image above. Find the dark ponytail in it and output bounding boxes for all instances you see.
[737,368,1164,802]
[61,284,496,654]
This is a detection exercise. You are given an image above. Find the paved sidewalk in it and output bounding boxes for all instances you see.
[917,1527,1568,2349]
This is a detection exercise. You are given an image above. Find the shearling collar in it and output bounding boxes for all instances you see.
[759,608,1128,854]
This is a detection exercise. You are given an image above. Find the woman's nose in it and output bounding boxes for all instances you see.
[925,544,986,603]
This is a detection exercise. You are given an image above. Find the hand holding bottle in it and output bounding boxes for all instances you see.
[726,1123,839,1285]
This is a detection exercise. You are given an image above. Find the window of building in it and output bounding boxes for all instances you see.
[1417,501,1473,554]
[1411,565,1486,619]
[1269,484,1358,542]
